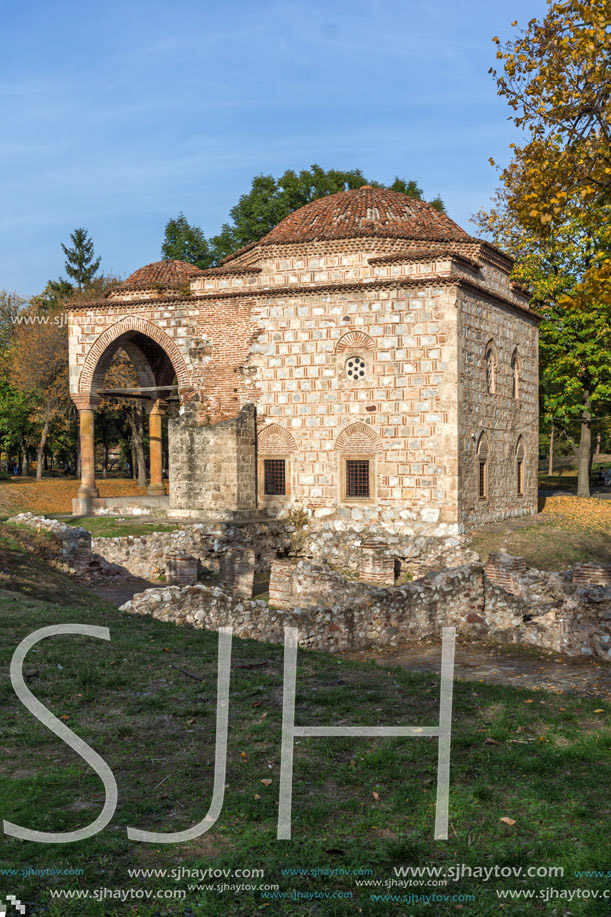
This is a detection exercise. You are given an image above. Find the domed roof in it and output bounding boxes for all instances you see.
[120,260,204,291]
[259,187,471,245]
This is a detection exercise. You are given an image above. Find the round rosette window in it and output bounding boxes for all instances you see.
[345,355,366,380]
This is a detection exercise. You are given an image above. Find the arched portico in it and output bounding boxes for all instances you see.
[72,317,191,512]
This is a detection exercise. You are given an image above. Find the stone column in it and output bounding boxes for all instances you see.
[147,400,166,496]
[72,395,99,514]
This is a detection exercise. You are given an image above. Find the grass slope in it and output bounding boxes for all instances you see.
[0,526,609,915]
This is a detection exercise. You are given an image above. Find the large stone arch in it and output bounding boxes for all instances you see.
[78,316,190,397]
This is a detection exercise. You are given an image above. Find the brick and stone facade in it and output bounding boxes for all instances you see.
[67,187,538,532]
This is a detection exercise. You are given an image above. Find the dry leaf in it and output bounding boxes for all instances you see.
[500,817,516,826]
[261,779,272,786]
[372,791,380,801]
[241,752,247,759]
[524,699,534,704]
[594,709,604,714]
[254,794,261,800]
[484,737,499,745]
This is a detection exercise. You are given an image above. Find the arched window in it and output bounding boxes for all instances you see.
[516,437,525,496]
[511,348,520,399]
[485,341,497,394]
[477,434,489,501]
[335,422,382,502]
[257,424,297,500]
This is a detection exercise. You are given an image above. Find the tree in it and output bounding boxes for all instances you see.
[10,298,71,480]
[209,165,446,262]
[61,227,101,290]
[474,193,611,496]
[162,213,212,269]
[489,1,611,284]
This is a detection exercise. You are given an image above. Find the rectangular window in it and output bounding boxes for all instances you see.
[346,459,370,498]
[517,459,524,496]
[264,459,286,496]
[478,461,487,500]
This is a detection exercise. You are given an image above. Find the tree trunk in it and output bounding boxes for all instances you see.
[595,432,601,456]
[130,442,137,480]
[548,426,554,476]
[36,419,50,481]
[20,438,29,477]
[126,408,147,488]
[577,406,592,498]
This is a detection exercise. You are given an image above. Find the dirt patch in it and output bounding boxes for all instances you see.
[345,642,611,699]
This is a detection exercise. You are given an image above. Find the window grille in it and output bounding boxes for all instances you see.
[478,461,487,499]
[517,459,524,496]
[345,355,366,381]
[346,459,370,498]
[264,459,286,495]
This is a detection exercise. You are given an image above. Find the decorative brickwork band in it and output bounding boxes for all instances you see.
[258,424,298,455]
[335,330,375,353]
[334,422,383,454]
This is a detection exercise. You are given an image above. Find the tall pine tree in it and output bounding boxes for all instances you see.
[61,228,101,290]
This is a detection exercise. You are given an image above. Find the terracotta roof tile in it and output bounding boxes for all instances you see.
[258,187,472,245]
[116,260,205,292]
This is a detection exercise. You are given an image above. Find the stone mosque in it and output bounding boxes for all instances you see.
[68,186,538,534]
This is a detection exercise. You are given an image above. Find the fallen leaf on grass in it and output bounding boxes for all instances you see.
[372,791,380,801]
[594,709,604,714]
[254,794,261,800]
[240,752,247,759]
[260,779,272,787]
[500,817,516,826]
[523,699,534,704]
[484,737,499,745]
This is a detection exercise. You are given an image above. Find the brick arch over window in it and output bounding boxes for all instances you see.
[335,330,375,354]
[258,423,297,455]
[78,316,190,396]
[334,422,383,454]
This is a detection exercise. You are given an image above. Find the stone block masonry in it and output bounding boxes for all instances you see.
[218,546,255,598]
[169,403,258,517]
[122,558,611,661]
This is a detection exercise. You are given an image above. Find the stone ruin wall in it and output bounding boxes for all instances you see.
[169,403,258,516]
[8,514,610,662]
[120,557,611,662]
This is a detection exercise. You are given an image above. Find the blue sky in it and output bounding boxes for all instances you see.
[0,0,547,295]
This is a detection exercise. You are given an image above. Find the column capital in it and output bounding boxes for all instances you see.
[147,398,169,416]
[72,393,100,412]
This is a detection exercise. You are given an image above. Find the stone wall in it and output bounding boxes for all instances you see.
[90,519,290,580]
[7,514,92,575]
[296,523,480,577]
[169,403,257,516]
[121,558,611,661]
[120,564,486,653]
[457,288,539,526]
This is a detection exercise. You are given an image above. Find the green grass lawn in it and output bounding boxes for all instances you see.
[0,525,609,915]
[469,515,611,570]
[61,516,182,538]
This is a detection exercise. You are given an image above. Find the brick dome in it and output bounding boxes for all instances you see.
[259,187,471,245]
[121,260,204,291]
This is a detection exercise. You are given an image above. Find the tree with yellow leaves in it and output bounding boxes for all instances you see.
[487,0,611,497]
[490,0,611,240]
